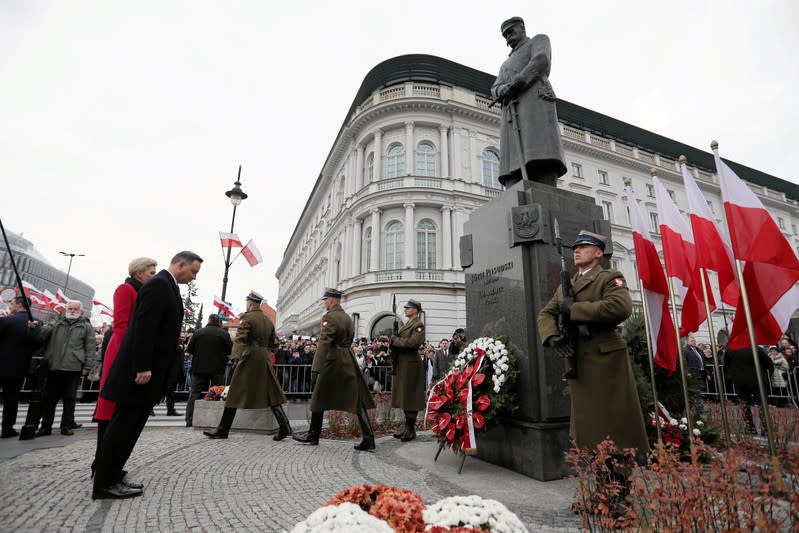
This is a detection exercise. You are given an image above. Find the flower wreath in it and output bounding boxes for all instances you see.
[426,336,517,455]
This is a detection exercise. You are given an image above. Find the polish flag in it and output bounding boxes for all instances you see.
[42,289,62,312]
[653,176,716,336]
[55,289,69,304]
[92,299,113,312]
[219,231,243,249]
[626,185,677,372]
[241,240,263,267]
[213,296,234,314]
[100,308,114,318]
[715,143,799,349]
[681,162,739,307]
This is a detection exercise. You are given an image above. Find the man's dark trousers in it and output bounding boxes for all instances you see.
[185,373,223,425]
[0,378,23,433]
[40,370,81,430]
[93,404,150,489]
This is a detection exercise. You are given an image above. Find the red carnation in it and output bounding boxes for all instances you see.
[434,412,452,432]
[427,395,446,411]
[471,372,485,386]
[475,394,491,411]
[455,414,466,430]
[472,411,485,429]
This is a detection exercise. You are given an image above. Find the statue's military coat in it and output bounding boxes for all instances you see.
[538,267,649,453]
[390,316,427,411]
[225,310,285,409]
[310,304,375,413]
[491,34,567,183]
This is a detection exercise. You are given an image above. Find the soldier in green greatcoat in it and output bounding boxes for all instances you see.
[204,291,292,441]
[293,288,376,451]
[390,299,426,442]
[538,230,648,455]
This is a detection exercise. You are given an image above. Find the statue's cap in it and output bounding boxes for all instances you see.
[572,230,608,252]
[501,16,525,34]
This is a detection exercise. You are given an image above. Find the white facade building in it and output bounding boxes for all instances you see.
[275,55,799,344]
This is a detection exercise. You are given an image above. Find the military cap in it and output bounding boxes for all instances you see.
[501,16,525,34]
[322,287,343,300]
[403,299,422,311]
[572,230,608,252]
[246,290,264,304]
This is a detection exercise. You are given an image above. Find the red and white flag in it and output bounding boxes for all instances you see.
[681,162,739,307]
[715,144,799,349]
[21,280,43,297]
[219,231,243,249]
[100,308,114,318]
[653,176,716,336]
[241,240,262,267]
[213,296,234,314]
[626,185,678,372]
[55,289,69,304]
[42,289,64,312]
[92,298,113,312]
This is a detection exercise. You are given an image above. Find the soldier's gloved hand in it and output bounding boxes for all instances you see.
[310,371,319,391]
[545,335,564,348]
[545,335,574,359]
[560,297,574,317]
[390,335,398,344]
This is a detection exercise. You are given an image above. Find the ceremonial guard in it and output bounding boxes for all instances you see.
[293,288,375,450]
[390,299,426,442]
[204,291,292,441]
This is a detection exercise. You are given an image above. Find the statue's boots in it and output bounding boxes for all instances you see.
[271,405,292,441]
[204,407,236,439]
[354,407,375,451]
[400,411,417,442]
[293,411,322,445]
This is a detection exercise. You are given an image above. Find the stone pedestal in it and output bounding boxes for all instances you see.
[461,180,610,480]
[193,401,279,434]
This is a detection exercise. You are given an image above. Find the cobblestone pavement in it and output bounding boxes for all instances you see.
[0,426,581,532]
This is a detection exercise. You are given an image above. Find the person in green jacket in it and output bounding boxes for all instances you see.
[390,299,426,442]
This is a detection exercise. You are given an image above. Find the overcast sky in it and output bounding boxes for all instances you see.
[1,0,797,323]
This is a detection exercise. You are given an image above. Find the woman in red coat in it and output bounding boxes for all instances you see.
[91,257,157,475]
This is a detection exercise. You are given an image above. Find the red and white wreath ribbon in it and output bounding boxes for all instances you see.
[461,351,486,454]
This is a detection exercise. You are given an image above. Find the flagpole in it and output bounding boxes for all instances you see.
[698,267,730,444]
[666,277,696,455]
[637,289,663,447]
[734,258,783,489]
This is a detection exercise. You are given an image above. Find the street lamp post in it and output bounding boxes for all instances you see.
[59,251,85,293]
[221,165,248,303]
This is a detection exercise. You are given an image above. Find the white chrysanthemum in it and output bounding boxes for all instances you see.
[696,420,704,427]
[290,503,393,533]
[692,428,701,436]
[680,417,687,424]
[669,418,678,426]
[425,495,529,533]
[678,424,687,431]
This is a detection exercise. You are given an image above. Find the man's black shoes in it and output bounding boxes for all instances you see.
[166,410,182,417]
[354,437,375,451]
[203,429,229,439]
[1,429,19,439]
[92,482,142,500]
[60,428,74,436]
[36,428,52,437]
[292,432,319,445]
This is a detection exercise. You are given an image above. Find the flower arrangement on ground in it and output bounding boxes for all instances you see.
[203,385,229,401]
[424,495,529,533]
[288,502,394,533]
[291,485,530,533]
[426,336,517,455]
[325,483,426,533]
[648,402,716,460]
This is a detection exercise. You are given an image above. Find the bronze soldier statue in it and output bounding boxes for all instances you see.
[204,291,292,440]
[390,299,426,442]
[491,16,567,188]
[293,288,376,451]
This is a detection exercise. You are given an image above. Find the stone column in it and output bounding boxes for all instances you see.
[439,126,449,178]
[404,203,415,269]
[452,127,462,180]
[405,121,414,175]
[468,130,479,183]
[355,143,364,191]
[373,129,383,182]
[441,206,452,270]
[352,218,362,277]
[341,225,350,282]
[369,209,381,272]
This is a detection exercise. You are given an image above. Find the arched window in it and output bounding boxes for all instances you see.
[363,226,372,272]
[384,221,404,270]
[416,219,437,269]
[482,149,501,189]
[386,144,405,178]
[366,152,374,182]
[415,141,436,177]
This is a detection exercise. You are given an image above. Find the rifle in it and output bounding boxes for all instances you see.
[553,219,588,358]
[390,294,399,375]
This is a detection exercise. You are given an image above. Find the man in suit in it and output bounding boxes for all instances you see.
[683,334,707,413]
[293,288,375,450]
[184,314,232,427]
[432,338,451,381]
[0,296,38,438]
[390,299,426,442]
[92,251,202,499]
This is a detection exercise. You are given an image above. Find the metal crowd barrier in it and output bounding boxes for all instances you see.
[699,363,798,408]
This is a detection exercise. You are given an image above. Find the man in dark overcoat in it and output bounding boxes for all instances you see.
[491,16,567,188]
[293,288,375,450]
[204,290,291,440]
[390,299,426,442]
[538,231,648,454]
[184,314,232,427]
[0,296,38,438]
[92,251,202,500]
